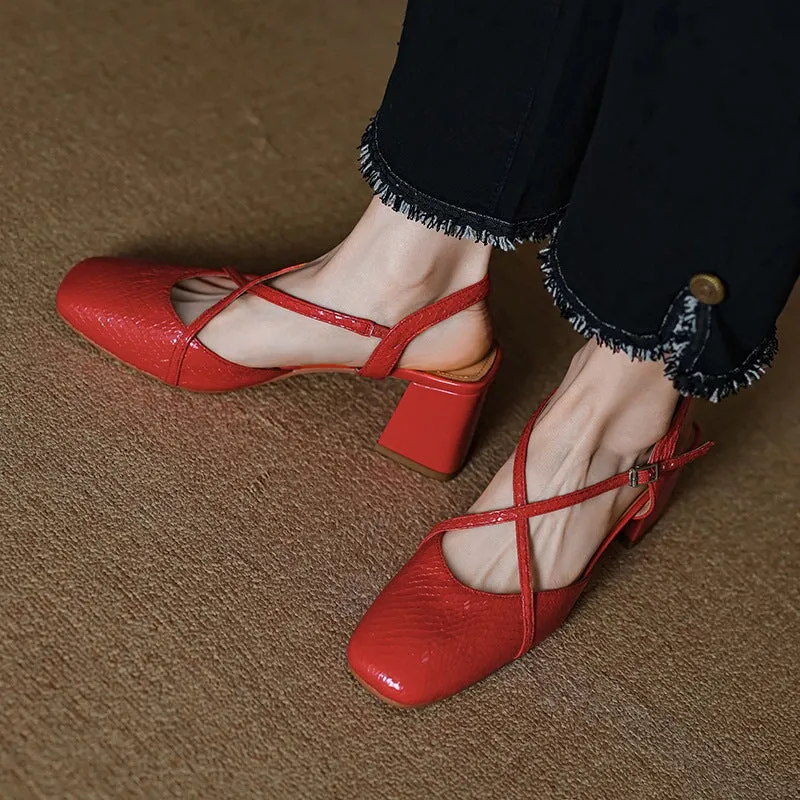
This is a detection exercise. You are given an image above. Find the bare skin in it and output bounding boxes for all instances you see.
[172,199,679,592]
[444,340,679,592]
[172,197,493,373]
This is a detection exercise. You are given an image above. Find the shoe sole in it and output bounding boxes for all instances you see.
[348,668,424,710]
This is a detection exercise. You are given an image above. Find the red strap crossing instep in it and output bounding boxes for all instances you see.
[421,396,713,659]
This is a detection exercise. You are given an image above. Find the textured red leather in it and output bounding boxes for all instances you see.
[348,397,713,707]
[57,258,288,391]
[359,276,490,380]
[56,256,489,390]
[56,256,496,476]
[376,358,499,476]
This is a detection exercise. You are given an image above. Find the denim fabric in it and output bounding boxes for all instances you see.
[361,0,800,400]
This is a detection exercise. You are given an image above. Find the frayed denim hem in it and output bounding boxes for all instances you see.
[538,223,778,402]
[359,117,564,251]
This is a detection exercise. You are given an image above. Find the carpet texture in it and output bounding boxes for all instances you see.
[1,1,798,798]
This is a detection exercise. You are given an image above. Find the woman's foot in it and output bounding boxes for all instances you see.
[171,197,493,373]
[347,360,710,706]
[442,340,683,592]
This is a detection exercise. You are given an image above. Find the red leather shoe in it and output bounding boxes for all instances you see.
[56,257,499,479]
[348,397,713,706]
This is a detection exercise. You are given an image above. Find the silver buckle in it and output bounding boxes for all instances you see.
[628,462,660,488]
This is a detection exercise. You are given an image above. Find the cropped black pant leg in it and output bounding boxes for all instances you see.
[360,0,800,401]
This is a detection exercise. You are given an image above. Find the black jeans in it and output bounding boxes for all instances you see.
[360,0,800,401]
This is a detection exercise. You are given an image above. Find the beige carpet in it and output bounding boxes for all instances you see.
[1,1,798,798]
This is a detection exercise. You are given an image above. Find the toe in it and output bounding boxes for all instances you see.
[347,539,524,707]
[56,256,195,379]
[57,257,158,336]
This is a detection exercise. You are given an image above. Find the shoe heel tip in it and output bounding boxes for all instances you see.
[374,444,457,481]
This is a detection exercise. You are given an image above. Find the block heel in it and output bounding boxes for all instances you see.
[376,350,500,480]
[619,498,670,549]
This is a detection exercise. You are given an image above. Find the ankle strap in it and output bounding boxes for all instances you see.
[422,396,713,657]
[358,275,491,379]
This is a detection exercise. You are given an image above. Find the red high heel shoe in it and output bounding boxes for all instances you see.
[56,258,499,479]
[347,397,713,706]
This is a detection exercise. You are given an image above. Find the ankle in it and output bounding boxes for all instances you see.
[541,342,679,456]
[314,198,491,322]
